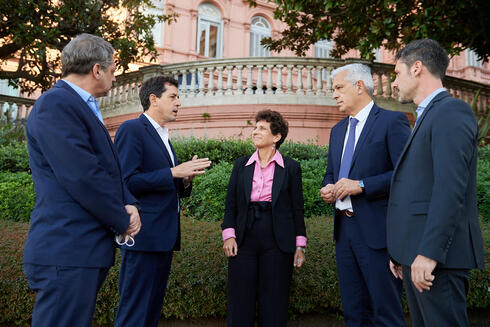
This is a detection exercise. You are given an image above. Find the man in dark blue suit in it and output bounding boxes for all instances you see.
[388,39,485,326]
[23,34,141,327]
[321,63,410,326]
[114,76,211,327]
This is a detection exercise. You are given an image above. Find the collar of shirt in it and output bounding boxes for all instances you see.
[417,87,446,113]
[144,113,169,138]
[350,100,373,123]
[62,79,93,103]
[245,149,284,168]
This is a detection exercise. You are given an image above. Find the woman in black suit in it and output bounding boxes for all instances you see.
[221,110,306,327]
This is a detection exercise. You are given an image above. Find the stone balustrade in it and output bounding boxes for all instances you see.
[0,94,35,125]
[98,57,489,119]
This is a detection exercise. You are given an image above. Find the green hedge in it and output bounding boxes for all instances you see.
[181,158,332,221]
[0,141,29,173]
[0,217,488,325]
[172,137,329,163]
[0,172,35,222]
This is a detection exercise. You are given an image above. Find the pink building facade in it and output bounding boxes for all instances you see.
[100,0,489,144]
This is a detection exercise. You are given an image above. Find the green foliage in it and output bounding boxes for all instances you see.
[182,161,233,222]
[182,158,333,221]
[0,172,35,222]
[172,137,329,164]
[300,159,333,218]
[247,0,489,61]
[0,123,26,146]
[477,150,490,222]
[172,137,255,164]
[0,141,29,172]
[0,0,178,93]
[1,217,488,325]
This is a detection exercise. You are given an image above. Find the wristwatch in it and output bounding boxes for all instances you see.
[296,246,305,253]
[359,180,365,194]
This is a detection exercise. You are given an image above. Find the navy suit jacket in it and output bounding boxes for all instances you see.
[387,91,484,269]
[114,114,191,252]
[24,80,135,268]
[221,155,306,253]
[323,104,410,249]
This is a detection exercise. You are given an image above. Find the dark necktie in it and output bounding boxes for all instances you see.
[338,117,359,179]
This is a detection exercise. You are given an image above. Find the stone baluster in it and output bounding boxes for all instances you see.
[266,65,274,95]
[225,65,234,96]
[296,65,304,95]
[15,105,22,125]
[207,67,215,96]
[180,69,188,97]
[245,65,254,95]
[286,65,294,94]
[276,65,284,95]
[0,102,4,121]
[316,66,324,96]
[325,67,333,97]
[377,73,384,97]
[6,103,13,122]
[197,67,205,97]
[109,87,115,107]
[385,75,392,98]
[216,66,224,96]
[256,65,264,95]
[235,65,244,95]
[189,68,197,97]
[306,65,314,96]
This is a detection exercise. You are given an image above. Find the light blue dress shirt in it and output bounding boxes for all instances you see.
[62,79,104,123]
[415,87,446,124]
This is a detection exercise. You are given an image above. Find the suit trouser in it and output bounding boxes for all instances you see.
[335,212,405,327]
[227,205,294,327]
[402,265,469,327]
[24,263,109,327]
[115,249,173,327]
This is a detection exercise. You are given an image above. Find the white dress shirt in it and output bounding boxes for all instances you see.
[143,113,175,166]
[335,100,374,211]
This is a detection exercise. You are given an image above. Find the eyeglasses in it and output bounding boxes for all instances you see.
[115,234,135,247]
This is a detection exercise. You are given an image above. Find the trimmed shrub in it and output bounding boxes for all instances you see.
[0,217,488,325]
[0,172,34,222]
[182,158,332,221]
[0,141,29,173]
[0,123,26,146]
[182,161,233,222]
[172,137,328,164]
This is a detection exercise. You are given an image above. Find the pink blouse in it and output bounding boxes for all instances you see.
[222,150,306,247]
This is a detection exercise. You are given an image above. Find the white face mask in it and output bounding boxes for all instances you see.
[115,234,135,247]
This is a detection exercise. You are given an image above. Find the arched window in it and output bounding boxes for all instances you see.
[197,3,223,58]
[147,0,165,47]
[314,39,333,58]
[466,49,482,68]
[250,16,271,57]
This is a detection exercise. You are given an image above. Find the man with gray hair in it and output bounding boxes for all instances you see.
[321,63,410,326]
[23,33,141,327]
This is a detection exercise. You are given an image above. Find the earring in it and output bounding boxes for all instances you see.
[272,143,276,150]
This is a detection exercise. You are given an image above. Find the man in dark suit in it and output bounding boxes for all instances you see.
[388,38,485,326]
[114,76,211,327]
[321,63,410,326]
[23,34,141,327]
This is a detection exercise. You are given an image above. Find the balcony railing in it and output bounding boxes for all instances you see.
[0,94,35,124]
[98,57,490,119]
[2,57,489,123]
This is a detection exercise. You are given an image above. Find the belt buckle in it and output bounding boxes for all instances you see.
[345,210,354,217]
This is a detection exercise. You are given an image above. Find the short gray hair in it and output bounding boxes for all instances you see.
[331,63,374,96]
[61,33,114,77]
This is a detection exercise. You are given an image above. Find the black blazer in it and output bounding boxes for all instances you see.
[387,91,484,269]
[221,155,306,253]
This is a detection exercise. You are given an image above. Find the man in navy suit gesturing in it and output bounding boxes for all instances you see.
[114,76,211,327]
[24,34,141,327]
[321,63,410,326]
